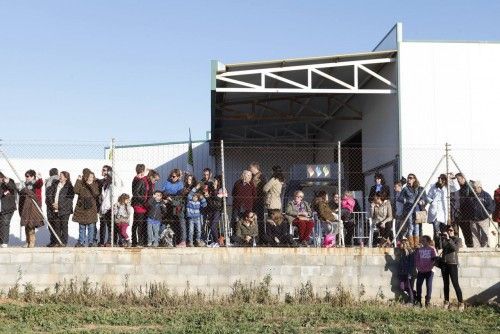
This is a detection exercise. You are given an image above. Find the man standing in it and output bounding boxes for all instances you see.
[470,181,494,248]
[98,165,115,246]
[249,162,266,244]
[455,173,474,247]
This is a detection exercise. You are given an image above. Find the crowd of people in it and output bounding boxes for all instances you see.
[0,163,498,249]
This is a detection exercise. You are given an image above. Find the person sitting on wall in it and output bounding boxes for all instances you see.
[371,192,393,247]
[262,210,295,247]
[285,190,314,247]
[313,190,339,247]
[230,210,258,247]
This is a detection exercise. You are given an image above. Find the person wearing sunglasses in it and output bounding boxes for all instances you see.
[231,210,258,246]
[286,190,314,246]
[398,173,427,248]
[440,225,464,311]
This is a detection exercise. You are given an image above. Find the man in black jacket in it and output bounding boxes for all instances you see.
[0,172,18,247]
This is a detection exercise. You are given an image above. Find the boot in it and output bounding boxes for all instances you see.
[27,228,36,248]
[414,236,420,248]
[408,236,414,248]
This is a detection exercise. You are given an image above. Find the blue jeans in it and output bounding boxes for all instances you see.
[188,217,202,244]
[147,221,160,246]
[405,210,420,237]
[78,223,96,246]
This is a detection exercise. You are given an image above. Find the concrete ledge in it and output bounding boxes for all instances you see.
[0,247,498,304]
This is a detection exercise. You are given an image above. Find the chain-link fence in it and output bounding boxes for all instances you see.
[0,139,498,249]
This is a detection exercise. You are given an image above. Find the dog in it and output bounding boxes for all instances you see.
[159,225,175,248]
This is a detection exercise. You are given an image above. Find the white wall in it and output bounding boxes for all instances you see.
[399,42,500,193]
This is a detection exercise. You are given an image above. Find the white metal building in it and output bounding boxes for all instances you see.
[212,22,500,199]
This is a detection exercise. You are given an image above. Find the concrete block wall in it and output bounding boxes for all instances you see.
[0,248,498,303]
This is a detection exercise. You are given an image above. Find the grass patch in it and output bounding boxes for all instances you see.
[0,275,497,333]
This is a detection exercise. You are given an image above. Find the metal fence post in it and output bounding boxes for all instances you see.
[445,143,451,225]
[220,140,230,246]
[337,141,344,247]
[110,138,115,247]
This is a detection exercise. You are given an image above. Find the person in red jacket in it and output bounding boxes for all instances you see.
[24,170,43,207]
[231,170,256,232]
[494,185,500,227]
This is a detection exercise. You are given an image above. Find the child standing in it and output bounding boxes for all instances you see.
[114,193,134,247]
[397,237,415,304]
[186,184,207,247]
[415,235,437,307]
[147,191,167,247]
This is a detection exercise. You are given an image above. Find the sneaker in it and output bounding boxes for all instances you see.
[187,242,194,247]
[195,240,205,247]
[0,244,7,248]
[47,243,56,248]
[443,301,450,310]
[458,302,465,312]
[176,241,186,248]
[211,242,220,248]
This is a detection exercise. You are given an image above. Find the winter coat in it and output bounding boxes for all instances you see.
[442,236,462,265]
[131,176,150,214]
[397,249,415,277]
[24,179,43,207]
[371,200,393,226]
[368,184,390,203]
[252,172,267,207]
[114,203,133,225]
[0,178,18,214]
[458,183,474,221]
[314,197,337,222]
[232,180,256,212]
[262,177,283,211]
[285,200,313,224]
[72,179,100,225]
[426,183,457,224]
[186,189,207,219]
[206,187,224,212]
[46,180,75,216]
[341,197,355,213]
[494,187,500,224]
[398,185,426,213]
[147,198,167,221]
[18,188,44,228]
[469,190,494,221]
[235,217,259,239]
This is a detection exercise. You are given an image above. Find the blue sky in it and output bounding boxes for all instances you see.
[1,0,499,145]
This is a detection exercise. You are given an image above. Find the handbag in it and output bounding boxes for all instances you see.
[415,210,427,224]
[433,251,446,269]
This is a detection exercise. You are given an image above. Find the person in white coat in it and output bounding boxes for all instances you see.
[427,174,457,248]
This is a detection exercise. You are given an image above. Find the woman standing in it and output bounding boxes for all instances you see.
[231,170,256,232]
[285,190,314,246]
[46,171,74,247]
[73,170,99,247]
[440,225,465,311]
[398,173,426,248]
[162,169,186,247]
[263,166,285,214]
[0,172,18,247]
[427,174,457,248]
[205,175,226,246]
[368,173,391,204]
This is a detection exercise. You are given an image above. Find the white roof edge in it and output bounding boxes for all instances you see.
[221,49,397,69]
[402,40,500,45]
